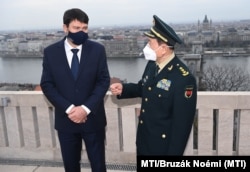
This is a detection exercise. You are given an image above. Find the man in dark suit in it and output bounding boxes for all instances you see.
[110,15,197,155]
[40,8,110,172]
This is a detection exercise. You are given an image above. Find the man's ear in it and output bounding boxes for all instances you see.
[63,24,68,34]
[160,44,168,54]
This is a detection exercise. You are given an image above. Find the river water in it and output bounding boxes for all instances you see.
[0,56,249,84]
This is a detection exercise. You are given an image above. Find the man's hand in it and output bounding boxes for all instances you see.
[68,106,88,123]
[110,83,123,96]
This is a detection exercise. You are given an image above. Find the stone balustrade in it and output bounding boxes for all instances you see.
[0,91,250,166]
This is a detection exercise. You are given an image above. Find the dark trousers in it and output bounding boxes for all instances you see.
[58,129,106,172]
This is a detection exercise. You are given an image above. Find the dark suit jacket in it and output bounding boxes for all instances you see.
[40,37,110,133]
[118,56,197,155]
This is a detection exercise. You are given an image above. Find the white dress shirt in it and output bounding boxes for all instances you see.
[64,39,91,115]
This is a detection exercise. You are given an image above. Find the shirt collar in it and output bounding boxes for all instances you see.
[156,52,175,72]
[64,38,82,53]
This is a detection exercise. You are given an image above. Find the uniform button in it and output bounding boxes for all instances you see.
[158,94,162,97]
[140,120,143,124]
[148,87,152,91]
[141,109,145,113]
[145,98,148,102]
[162,134,166,139]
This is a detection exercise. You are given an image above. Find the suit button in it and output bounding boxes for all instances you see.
[140,120,143,124]
[148,87,152,91]
[162,134,166,139]
[158,94,162,98]
[141,109,145,113]
[145,98,148,102]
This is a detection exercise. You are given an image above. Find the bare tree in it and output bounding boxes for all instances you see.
[200,64,250,91]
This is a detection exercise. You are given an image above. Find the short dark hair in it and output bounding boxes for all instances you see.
[63,8,89,27]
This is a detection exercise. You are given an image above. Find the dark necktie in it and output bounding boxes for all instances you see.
[155,64,160,77]
[71,49,79,80]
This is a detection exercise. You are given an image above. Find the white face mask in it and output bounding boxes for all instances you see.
[142,44,160,61]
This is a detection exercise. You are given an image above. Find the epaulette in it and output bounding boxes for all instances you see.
[176,64,189,76]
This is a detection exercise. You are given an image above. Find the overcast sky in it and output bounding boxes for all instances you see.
[1,0,249,31]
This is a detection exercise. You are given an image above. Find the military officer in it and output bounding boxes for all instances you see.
[110,15,197,155]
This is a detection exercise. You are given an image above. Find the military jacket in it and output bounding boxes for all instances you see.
[118,56,197,155]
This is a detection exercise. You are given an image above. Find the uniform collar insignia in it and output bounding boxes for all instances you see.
[168,65,173,71]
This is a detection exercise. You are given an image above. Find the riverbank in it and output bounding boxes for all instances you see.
[0,83,38,91]
[0,78,121,91]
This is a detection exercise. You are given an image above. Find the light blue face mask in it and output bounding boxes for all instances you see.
[67,31,88,45]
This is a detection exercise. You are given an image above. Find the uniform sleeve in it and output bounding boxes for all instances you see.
[118,80,143,99]
[167,75,197,155]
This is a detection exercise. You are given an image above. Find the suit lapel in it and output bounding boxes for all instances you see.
[142,62,158,86]
[57,38,76,81]
[147,57,176,86]
[157,57,176,78]
[76,41,90,81]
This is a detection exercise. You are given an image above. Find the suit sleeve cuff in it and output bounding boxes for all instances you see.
[66,104,75,114]
[81,105,91,115]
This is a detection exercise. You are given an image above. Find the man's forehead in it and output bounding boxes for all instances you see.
[69,20,88,28]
